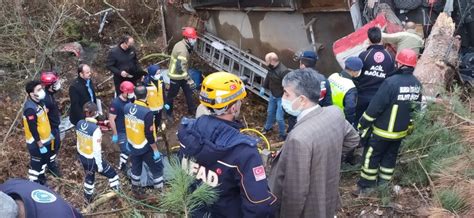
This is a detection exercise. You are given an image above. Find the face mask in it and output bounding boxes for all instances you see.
[93,112,99,119]
[188,38,197,46]
[127,93,135,99]
[282,96,303,117]
[52,81,61,91]
[267,64,275,69]
[35,89,46,100]
[353,70,362,78]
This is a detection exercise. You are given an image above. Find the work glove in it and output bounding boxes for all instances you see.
[164,104,171,111]
[39,146,48,154]
[153,151,161,161]
[187,79,196,90]
[259,87,265,96]
[112,134,118,144]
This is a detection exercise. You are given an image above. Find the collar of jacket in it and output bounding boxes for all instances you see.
[340,70,352,79]
[367,44,384,50]
[134,100,148,107]
[76,76,89,85]
[182,39,192,52]
[85,117,98,123]
[392,67,414,76]
[293,106,323,128]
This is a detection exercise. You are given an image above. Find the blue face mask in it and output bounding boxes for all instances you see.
[282,96,302,117]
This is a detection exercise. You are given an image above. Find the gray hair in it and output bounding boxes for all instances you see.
[282,68,322,104]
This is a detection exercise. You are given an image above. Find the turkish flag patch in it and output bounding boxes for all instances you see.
[252,165,266,181]
[28,115,35,120]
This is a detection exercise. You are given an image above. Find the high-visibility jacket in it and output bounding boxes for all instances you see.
[76,118,103,165]
[124,100,156,154]
[146,80,164,112]
[168,39,191,80]
[23,99,52,144]
[359,67,422,140]
[328,73,356,110]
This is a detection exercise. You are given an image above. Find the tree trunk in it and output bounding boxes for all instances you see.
[413,13,461,98]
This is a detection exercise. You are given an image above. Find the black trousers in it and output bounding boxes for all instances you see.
[130,149,164,189]
[79,155,119,197]
[165,79,196,116]
[27,141,56,185]
[357,136,402,188]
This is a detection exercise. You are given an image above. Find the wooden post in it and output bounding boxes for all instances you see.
[413,13,461,98]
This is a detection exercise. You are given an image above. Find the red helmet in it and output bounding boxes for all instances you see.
[182,27,197,39]
[396,49,418,67]
[40,71,58,86]
[120,81,135,94]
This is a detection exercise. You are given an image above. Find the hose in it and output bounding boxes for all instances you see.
[240,128,270,153]
[170,128,271,154]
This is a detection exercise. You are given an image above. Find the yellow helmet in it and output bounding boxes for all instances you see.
[199,72,247,109]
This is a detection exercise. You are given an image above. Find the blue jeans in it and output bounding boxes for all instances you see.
[264,95,286,137]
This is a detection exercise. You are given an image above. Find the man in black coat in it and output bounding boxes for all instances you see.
[106,35,144,95]
[69,64,97,126]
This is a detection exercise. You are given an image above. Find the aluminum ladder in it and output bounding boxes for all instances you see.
[195,32,269,101]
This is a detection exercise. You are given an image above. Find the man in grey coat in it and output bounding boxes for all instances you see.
[269,68,360,217]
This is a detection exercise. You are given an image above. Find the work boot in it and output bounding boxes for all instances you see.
[351,185,374,198]
[278,135,287,142]
[261,128,272,135]
[48,164,62,178]
[84,192,94,203]
[132,186,148,200]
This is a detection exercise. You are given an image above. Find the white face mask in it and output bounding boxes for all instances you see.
[127,93,135,99]
[188,38,197,46]
[52,81,61,91]
[35,89,46,100]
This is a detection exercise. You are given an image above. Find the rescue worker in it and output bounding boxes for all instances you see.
[76,102,120,202]
[109,81,135,173]
[260,52,290,141]
[165,27,198,120]
[382,21,424,55]
[177,72,276,217]
[40,71,62,177]
[0,179,83,217]
[69,64,97,126]
[144,64,167,132]
[125,85,164,198]
[23,80,55,185]
[354,49,421,195]
[355,27,395,127]
[106,35,144,95]
[287,50,333,132]
[328,57,363,126]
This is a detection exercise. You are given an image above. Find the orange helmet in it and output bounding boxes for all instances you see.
[182,27,197,39]
[396,49,418,67]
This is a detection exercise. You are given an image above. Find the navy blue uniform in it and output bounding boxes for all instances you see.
[22,99,54,185]
[355,44,395,127]
[124,100,164,189]
[43,90,61,175]
[0,179,82,217]
[357,67,421,188]
[178,115,277,217]
[110,96,131,169]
